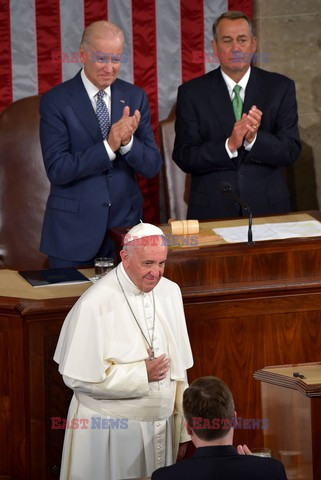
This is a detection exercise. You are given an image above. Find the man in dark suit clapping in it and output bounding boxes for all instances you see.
[173,11,301,220]
[40,21,162,268]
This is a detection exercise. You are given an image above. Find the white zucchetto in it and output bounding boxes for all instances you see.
[123,222,165,246]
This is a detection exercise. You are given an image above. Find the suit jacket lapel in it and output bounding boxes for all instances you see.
[110,80,128,123]
[208,69,236,138]
[67,71,102,142]
[66,74,130,141]
[244,67,266,113]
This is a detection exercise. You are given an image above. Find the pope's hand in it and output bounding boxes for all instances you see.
[145,350,170,382]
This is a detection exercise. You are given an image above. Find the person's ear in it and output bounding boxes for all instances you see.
[185,419,193,436]
[120,249,129,268]
[79,46,89,65]
[233,410,238,427]
[251,36,257,53]
[211,39,218,55]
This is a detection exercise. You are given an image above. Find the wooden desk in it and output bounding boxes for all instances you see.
[110,211,321,449]
[2,211,321,478]
[254,363,321,479]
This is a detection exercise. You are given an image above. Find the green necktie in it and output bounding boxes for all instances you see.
[232,84,243,121]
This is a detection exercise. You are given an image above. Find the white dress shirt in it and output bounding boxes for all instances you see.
[81,69,133,161]
[221,67,257,158]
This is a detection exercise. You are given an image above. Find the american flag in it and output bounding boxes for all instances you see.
[0,0,252,222]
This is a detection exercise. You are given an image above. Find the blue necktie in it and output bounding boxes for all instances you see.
[96,90,110,139]
[232,85,243,121]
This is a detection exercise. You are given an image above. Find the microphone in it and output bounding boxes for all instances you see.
[221,182,254,244]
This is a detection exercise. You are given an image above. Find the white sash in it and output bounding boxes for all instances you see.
[75,382,176,422]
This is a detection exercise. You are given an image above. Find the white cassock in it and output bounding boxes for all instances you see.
[54,263,193,480]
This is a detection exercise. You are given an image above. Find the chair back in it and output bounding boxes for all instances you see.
[0,95,49,270]
[159,104,190,220]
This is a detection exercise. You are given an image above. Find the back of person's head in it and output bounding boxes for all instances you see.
[183,376,234,441]
[212,10,255,41]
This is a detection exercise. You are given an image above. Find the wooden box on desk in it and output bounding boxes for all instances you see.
[254,362,321,480]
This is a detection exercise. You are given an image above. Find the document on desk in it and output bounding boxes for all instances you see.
[213,220,321,243]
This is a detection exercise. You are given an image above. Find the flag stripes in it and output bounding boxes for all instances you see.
[0,0,12,108]
[180,0,205,83]
[36,0,62,95]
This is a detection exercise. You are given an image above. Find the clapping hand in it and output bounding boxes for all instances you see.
[237,444,252,455]
[108,106,141,151]
[228,105,262,151]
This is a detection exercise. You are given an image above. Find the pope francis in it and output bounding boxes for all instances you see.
[54,222,194,479]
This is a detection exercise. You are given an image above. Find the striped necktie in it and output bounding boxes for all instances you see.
[96,90,110,139]
[232,85,243,121]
